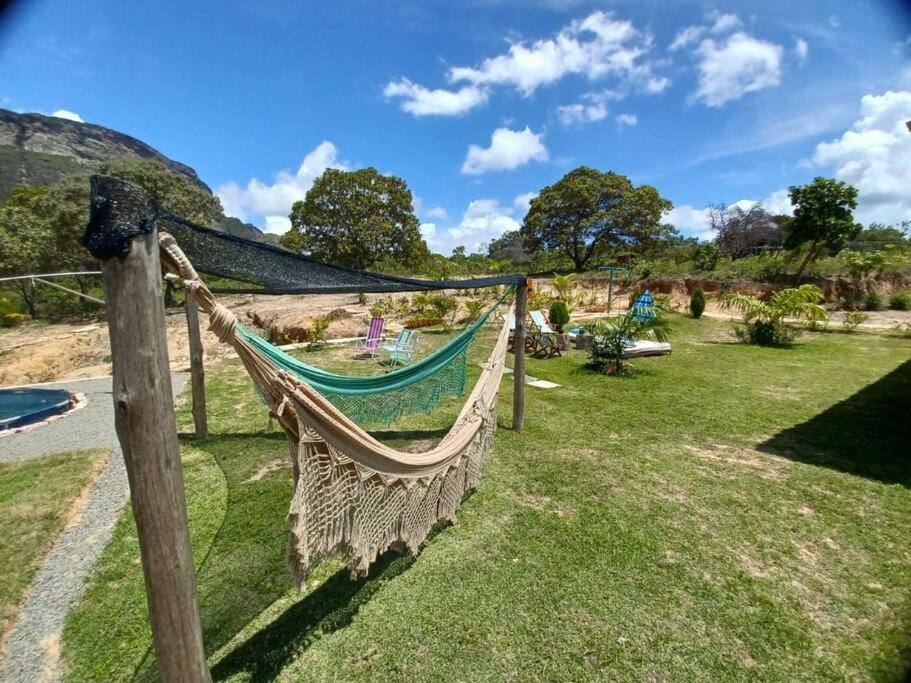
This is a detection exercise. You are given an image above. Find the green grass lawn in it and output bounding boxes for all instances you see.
[0,449,108,640]
[62,317,911,681]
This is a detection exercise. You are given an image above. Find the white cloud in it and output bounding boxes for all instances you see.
[616,113,638,127]
[665,205,713,240]
[670,25,704,51]
[51,109,83,122]
[708,11,741,34]
[420,222,438,239]
[444,199,521,253]
[794,38,809,65]
[693,32,783,107]
[556,101,608,125]
[760,189,793,215]
[811,90,911,224]
[444,11,665,99]
[264,216,292,234]
[382,78,488,116]
[514,191,538,214]
[424,206,449,220]
[461,126,548,175]
[216,141,346,229]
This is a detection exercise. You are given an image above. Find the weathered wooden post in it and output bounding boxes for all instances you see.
[84,176,210,682]
[512,277,527,431]
[186,292,209,439]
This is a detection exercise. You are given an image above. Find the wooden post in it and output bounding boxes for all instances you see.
[186,292,208,439]
[512,279,527,431]
[85,176,210,682]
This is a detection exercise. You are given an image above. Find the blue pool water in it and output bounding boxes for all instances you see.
[0,388,75,431]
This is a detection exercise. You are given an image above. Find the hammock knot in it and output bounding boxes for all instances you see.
[209,304,237,343]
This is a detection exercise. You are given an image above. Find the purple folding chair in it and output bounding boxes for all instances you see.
[354,316,385,357]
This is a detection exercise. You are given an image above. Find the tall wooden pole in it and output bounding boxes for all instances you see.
[85,176,210,682]
[186,292,208,439]
[512,279,527,431]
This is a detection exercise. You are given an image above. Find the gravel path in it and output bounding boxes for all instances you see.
[0,373,188,683]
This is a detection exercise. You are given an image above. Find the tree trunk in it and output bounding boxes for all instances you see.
[795,240,818,282]
[15,280,37,317]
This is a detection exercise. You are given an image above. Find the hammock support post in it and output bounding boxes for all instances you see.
[186,292,209,439]
[85,177,211,682]
[512,281,527,431]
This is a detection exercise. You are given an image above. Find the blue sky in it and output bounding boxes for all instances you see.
[1,0,910,254]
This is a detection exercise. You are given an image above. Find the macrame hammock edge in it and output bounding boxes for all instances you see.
[158,233,513,583]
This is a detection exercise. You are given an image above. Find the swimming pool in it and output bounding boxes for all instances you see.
[0,388,76,431]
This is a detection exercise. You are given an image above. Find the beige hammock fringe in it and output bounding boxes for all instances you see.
[158,233,511,583]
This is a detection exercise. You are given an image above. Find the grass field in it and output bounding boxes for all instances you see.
[62,316,911,681]
[0,449,107,641]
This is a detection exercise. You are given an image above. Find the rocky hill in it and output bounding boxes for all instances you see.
[0,108,210,199]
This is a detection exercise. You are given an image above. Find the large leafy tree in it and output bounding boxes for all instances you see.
[785,177,861,279]
[521,167,671,272]
[282,167,429,270]
[0,158,224,314]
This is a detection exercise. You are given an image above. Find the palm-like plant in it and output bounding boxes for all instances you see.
[588,309,672,375]
[721,284,827,346]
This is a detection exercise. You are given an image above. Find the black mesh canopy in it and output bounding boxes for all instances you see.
[158,211,525,294]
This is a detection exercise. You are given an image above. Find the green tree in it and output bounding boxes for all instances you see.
[282,167,429,270]
[97,157,223,225]
[522,167,671,272]
[785,177,861,279]
[721,284,827,346]
[0,187,56,315]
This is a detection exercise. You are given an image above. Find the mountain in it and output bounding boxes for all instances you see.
[0,108,275,243]
[214,216,265,241]
[0,108,210,199]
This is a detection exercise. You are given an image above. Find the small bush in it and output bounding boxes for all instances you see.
[464,299,486,323]
[836,291,864,311]
[306,316,331,351]
[734,320,799,347]
[689,288,706,319]
[841,311,869,333]
[1,312,29,327]
[864,291,885,311]
[889,291,911,311]
[548,300,570,332]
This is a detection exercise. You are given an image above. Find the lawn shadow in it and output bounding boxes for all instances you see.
[209,542,427,681]
[758,358,911,487]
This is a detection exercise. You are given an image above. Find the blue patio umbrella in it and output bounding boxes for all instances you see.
[631,290,656,322]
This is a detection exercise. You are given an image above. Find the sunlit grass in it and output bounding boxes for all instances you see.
[63,316,911,681]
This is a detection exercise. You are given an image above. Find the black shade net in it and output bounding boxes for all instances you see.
[158,211,526,294]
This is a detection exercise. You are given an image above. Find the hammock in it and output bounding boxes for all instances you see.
[236,286,511,425]
[158,233,512,583]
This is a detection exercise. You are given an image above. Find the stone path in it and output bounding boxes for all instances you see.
[0,374,187,683]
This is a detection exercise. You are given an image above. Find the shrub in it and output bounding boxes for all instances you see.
[689,288,706,319]
[306,316,331,351]
[588,312,672,376]
[464,299,486,323]
[864,291,885,311]
[721,284,827,347]
[1,312,29,327]
[889,291,911,311]
[734,320,799,346]
[836,290,864,311]
[548,301,570,332]
[841,311,869,333]
[693,244,720,272]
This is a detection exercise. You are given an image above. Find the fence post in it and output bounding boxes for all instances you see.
[186,292,209,439]
[84,175,211,682]
[512,279,527,431]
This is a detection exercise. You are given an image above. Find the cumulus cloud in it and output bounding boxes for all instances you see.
[616,113,638,127]
[264,216,292,234]
[670,11,739,51]
[811,90,911,224]
[461,126,548,175]
[217,141,346,231]
[794,38,809,65]
[514,191,538,214]
[443,199,521,253]
[386,11,666,117]
[693,32,783,107]
[556,89,623,126]
[383,78,488,116]
[51,109,83,122]
[424,206,449,220]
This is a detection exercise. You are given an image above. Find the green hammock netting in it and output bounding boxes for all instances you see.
[237,286,514,425]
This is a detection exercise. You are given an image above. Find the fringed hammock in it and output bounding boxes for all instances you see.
[159,233,513,583]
